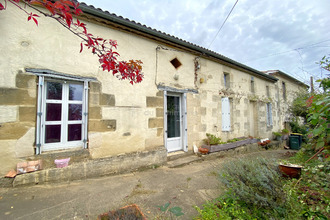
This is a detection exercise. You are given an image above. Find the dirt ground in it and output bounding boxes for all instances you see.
[0,149,295,220]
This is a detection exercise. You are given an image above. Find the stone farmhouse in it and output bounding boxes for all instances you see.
[0,2,308,177]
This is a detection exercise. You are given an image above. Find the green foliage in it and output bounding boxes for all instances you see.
[273,131,282,137]
[317,78,330,92]
[289,58,329,151]
[168,207,184,217]
[203,133,221,145]
[306,56,330,150]
[195,157,304,219]
[219,157,286,209]
[289,91,310,119]
[157,202,184,218]
[286,149,330,219]
[317,54,330,73]
[194,195,255,220]
[306,92,330,150]
[282,128,289,134]
[226,138,240,143]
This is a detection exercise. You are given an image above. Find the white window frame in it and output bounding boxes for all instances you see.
[27,69,94,154]
[41,80,85,152]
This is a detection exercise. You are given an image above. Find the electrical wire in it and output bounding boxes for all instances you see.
[243,39,330,63]
[207,0,239,49]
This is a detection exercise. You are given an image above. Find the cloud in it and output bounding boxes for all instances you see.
[81,0,330,83]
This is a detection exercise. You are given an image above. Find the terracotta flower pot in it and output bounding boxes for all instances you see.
[279,164,302,178]
[199,147,209,154]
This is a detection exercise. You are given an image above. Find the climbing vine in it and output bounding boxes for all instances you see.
[0,0,143,84]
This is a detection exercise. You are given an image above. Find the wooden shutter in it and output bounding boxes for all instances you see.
[222,97,231,131]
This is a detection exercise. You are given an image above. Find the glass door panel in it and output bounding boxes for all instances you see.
[46,82,62,100]
[167,96,181,138]
[68,104,82,120]
[45,125,61,143]
[69,84,83,101]
[68,124,82,141]
[46,103,62,121]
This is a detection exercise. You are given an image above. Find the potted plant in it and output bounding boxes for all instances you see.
[203,133,221,146]
[202,133,223,153]
[281,128,290,140]
[258,139,271,149]
[272,132,282,141]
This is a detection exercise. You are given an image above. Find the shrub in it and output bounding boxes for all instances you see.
[282,128,290,134]
[194,157,307,219]
[219,157,285,209]
[273,131,282,137]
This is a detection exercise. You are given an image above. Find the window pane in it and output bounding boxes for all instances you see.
[69,84,83,101]
[167,96,181,138]
[46,103,62,121]
[68,104,82,120]
[47,82,62,100]
[68,124,82,141]
[45,125,61,143]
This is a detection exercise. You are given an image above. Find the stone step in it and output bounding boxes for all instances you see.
[167,154,203,168]
[167,151,193,161]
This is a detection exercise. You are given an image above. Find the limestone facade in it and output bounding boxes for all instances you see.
[0,3,308,176]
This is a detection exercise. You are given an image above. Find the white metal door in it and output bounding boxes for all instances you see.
[165,93,187,152]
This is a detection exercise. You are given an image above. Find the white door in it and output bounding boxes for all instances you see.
[165,93,187,152]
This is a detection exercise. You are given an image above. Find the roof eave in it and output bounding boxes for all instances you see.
[268,70,309,88]
[79,3,278,83]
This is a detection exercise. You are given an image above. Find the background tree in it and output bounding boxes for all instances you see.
[0,0,143,85]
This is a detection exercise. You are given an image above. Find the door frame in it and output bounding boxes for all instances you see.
[164,91,188,152]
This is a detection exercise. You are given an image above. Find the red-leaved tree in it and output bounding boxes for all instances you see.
[0,0,143,84]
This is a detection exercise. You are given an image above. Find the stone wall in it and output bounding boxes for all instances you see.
[145,91,164,149]
[88,81,116,132]
[0,4,306,178]
[12,146,167,187]
[0,71,37,175]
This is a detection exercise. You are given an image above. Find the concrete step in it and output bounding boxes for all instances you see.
[167,154,203,168]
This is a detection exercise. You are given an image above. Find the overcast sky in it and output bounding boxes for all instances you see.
[81,0,330,86]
